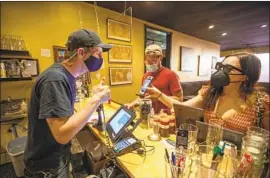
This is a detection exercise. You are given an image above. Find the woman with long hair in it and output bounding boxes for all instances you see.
[146,52,269,133]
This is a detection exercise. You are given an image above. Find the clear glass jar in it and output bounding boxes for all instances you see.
[159,120,170,138]
[139,99,152,128]
[247,126,269,148]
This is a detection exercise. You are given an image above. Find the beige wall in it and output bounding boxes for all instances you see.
[171,33,220,82]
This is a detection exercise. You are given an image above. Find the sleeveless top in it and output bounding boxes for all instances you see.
[199,86,269,133]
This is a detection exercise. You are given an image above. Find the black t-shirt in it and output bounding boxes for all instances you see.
[24,63,76,170]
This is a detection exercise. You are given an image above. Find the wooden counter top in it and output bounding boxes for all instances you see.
[74,99,176,178]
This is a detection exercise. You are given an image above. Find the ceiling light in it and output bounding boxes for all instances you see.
[222,33,227,36]
[161,44,164,48]
[208,25,214,29]
[261,24,267,28]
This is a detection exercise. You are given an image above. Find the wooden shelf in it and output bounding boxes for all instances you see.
[0,55,37,60]
[0,77,32,82]
[0,49,35,59]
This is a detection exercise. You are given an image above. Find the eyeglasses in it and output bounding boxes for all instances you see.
[215,62,243,74]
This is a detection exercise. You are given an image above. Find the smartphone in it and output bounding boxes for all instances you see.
[176,129,188,149]
[139,76,154,95]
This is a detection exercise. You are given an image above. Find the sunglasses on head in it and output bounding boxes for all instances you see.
[215,62,243,75]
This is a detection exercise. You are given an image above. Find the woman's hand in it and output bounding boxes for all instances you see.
[144,85,162,99]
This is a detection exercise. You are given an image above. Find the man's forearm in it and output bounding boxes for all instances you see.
[53,96,101,144]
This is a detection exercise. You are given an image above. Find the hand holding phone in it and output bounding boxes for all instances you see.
[139,76,154,95]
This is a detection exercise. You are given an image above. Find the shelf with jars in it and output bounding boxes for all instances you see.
[0,50,39,82]
[1,35,39,81]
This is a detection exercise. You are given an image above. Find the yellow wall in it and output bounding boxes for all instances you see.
[1,1,220,104]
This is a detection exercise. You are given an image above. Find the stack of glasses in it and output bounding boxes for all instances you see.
[241,126,269,177]
[165,122,269,178]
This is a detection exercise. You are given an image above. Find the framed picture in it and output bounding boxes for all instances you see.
[198,55,212,76]
[179,46,196,72]
[109,44,132,63]
[107,19,131,42]
[211,56,217,74]
[21,59,39,77]
[53,45,67,63]
[109,67,133,86]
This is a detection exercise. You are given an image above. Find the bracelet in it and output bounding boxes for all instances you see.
[156,92,162,99]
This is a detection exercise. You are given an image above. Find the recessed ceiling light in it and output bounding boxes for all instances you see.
[209,25,214,29]
[222,33,227,36]
[261,24,267,28]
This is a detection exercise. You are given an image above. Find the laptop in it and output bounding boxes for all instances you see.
[173,103,245,149]
[173,103,204,129]
[196,121,245,149]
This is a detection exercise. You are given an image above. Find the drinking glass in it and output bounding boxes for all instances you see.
[206,119,224,147]
[147,114,161,141]
[1,36,8,49]
[196,145,225,178]
[164,154,194,178]
[179,124,198,154]
[247,126,269,148]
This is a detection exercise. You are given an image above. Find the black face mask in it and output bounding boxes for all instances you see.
[210,69,246,88]
[210,70,230,88]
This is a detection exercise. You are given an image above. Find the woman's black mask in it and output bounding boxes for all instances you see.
[210,62,244,88]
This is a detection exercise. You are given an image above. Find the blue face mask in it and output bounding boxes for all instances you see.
[84,56,103,72]
[146,64,159,72]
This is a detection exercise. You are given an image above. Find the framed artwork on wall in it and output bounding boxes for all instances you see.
[211,56,217,74]
[109,44,132,63]
[107,19,131,42]
[198,55,212,76]
[53,45,67,63]
[109,67,133,86]
[179,46,196,72]
[21,59,39,77]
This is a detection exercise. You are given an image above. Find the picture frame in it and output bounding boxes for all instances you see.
[53,45,67,63]
[21,59,39,77]
[107,19,131,42]
[179,46,196,72]
[198,55,212,76]
[211,56,217,74]
[109,67,133,86]
[109,44,132,63]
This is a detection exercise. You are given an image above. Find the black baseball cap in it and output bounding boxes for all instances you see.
[65,29,113,52]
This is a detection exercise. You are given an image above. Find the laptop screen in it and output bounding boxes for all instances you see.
[173,103,204,129]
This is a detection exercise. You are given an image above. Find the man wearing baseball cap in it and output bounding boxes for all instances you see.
[24,29,112,177]
[125,44,183,114]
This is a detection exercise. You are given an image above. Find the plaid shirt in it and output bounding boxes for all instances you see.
[199,86,269,133]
